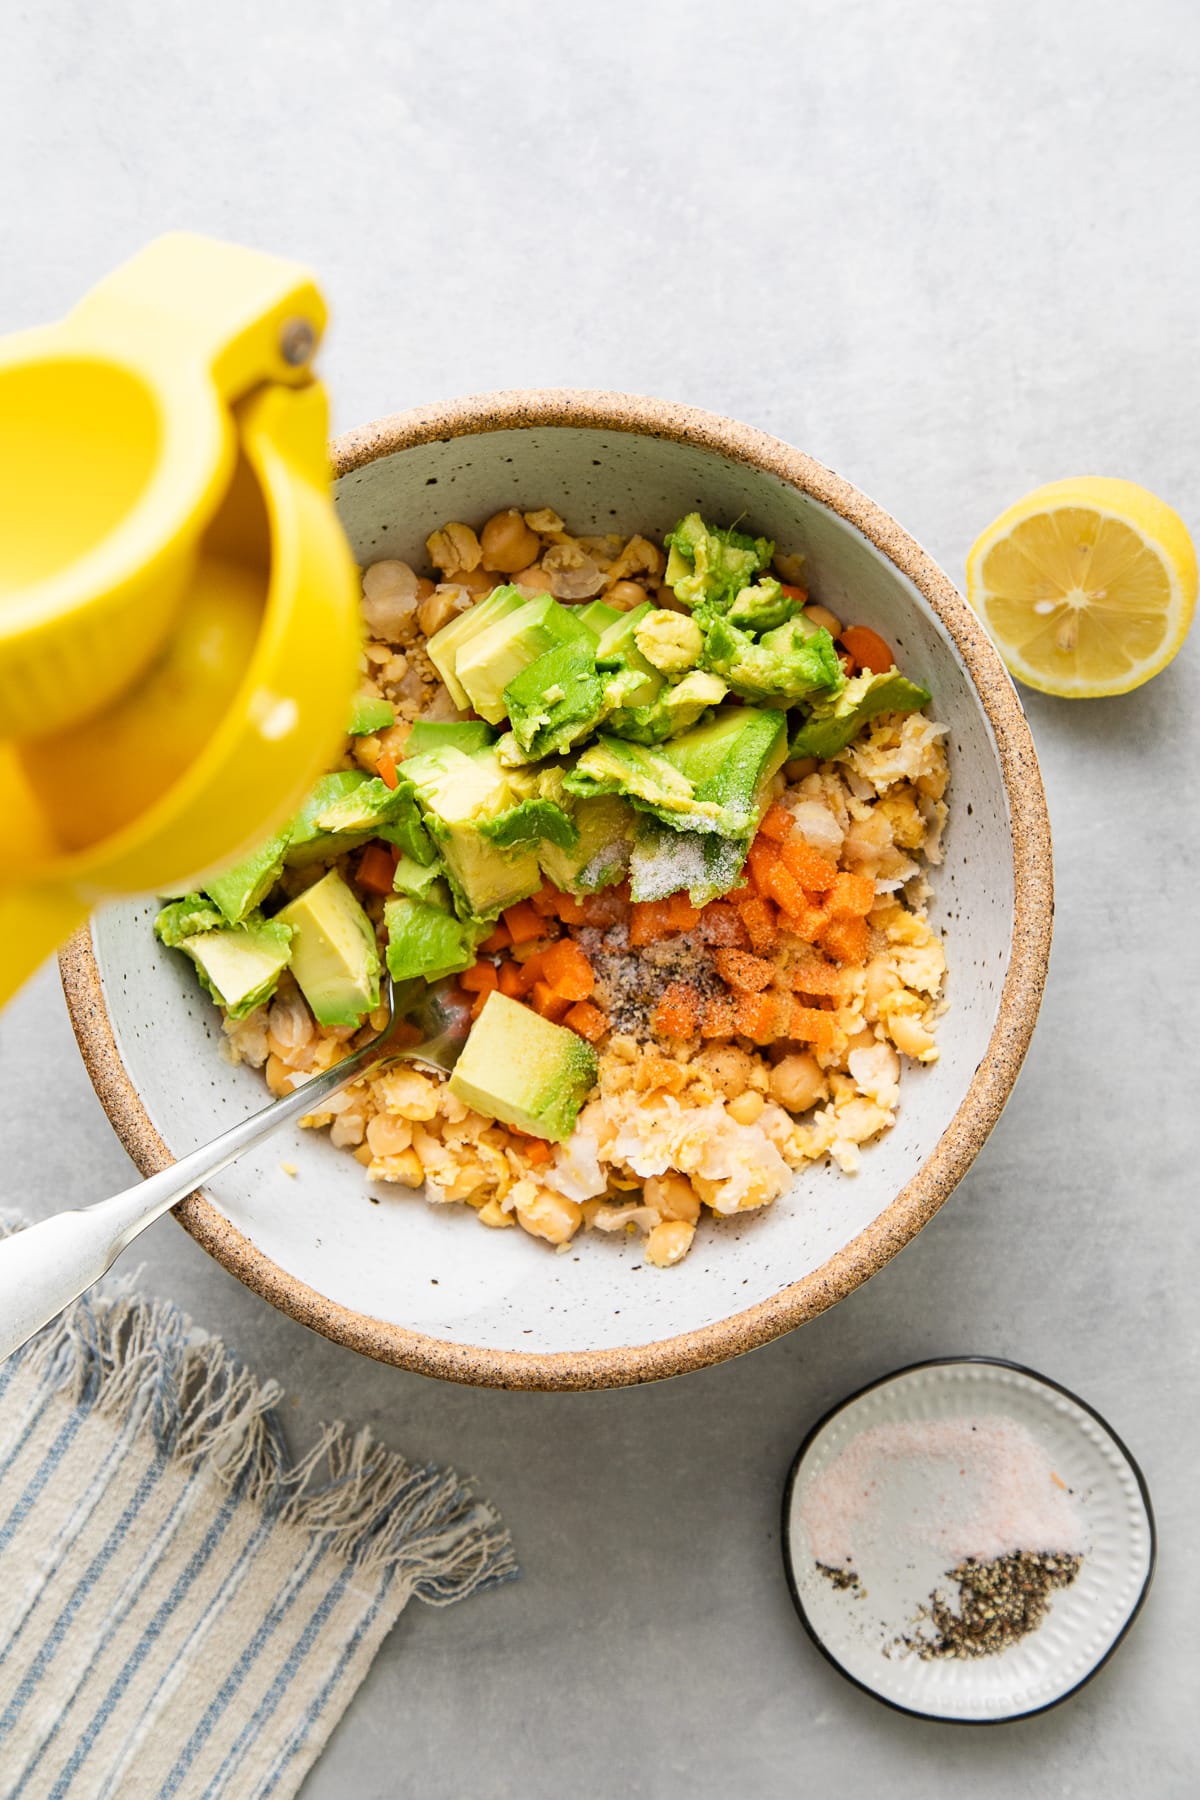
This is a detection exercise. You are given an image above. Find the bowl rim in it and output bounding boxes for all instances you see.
[60,387,1054,1391]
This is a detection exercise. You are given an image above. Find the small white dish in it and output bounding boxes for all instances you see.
[781,1358,1155,1722]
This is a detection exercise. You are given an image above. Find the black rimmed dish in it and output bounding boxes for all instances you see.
[781,1358,1155,1723]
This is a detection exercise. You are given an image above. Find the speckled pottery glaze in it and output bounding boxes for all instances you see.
[61,391,1053,1390]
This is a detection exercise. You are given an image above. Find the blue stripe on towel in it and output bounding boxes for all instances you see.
[44,1486,243,1798]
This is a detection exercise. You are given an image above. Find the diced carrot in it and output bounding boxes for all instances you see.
[839,625,895,675]
[480,921,512,953]
[497,961,525,998]
[779,838,839,893]
[759,800,794,842]
[699,901,749,947]
[747,836,780,891]
[779,583,809,604]
[540,938,594,1002]
[700,994,738,1037]
[522,1138,554,1166]
[565,1000,609,1043]
[532,980,571,1022]
[790,1003,836,1056]
[737,894,779,955]
[667,891,701,932]
[530,884,560,917]
[518,948,549,985]
[759,858,807,916]
[502,900,543,944]
[827,871,876,918]
[356,841,399,895]
[629,899,673,947]
[788,960,843,996]
[726,874,754,901]
[734,991,776,1043]
[779,899,830,941]
[555,891,587,924]
[376,752,400,790]
[819,916,871,965]
[460,961,499,995]
[713,948,774,994]
[653,982,701,1039]
[839,650,859,679]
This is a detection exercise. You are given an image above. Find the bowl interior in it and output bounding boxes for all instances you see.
[86,418,1019,1375]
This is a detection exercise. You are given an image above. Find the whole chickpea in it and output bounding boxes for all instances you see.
[606,580,648,611]
[804,603,844,638]
[480,508,543,574]
[769,1053,828,1114]
[696,1043,756,1099]
[644,1172,701,1224]
[645,1220,695,1268]
[417,589,462,637]
[450,566,501,598]
[513,564,555,594]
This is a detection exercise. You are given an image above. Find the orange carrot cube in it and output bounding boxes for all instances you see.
[759,800,794,842]
[565,1000,609,1042]
[502,900,543,944]
[779,838,839,893]
[819,916,871,965]
[713,948,774,993]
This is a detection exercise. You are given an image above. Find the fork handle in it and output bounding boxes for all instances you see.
[0,1035,386,1364]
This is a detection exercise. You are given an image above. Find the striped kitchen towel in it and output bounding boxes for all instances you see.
[0,1270,516,1799]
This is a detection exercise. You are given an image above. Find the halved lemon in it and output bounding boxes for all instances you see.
[966,477,1197,697]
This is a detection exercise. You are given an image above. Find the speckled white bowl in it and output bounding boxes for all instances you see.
[62,391,1053,1389]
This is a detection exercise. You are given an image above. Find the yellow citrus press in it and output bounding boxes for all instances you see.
[0,234,363,1004]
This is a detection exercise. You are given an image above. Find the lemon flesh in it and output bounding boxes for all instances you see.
[966,477,1197,697]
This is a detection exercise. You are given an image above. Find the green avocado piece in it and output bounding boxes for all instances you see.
[284,773,384,868]
[725,576,800,632]
[403,746,542,919]
[348,695,396,736]
[479,796,579,853]
[788,667,932,760]
[564,735,724,834]
[664,513,774,612]
[628,819,748,907]
[455,593,591,725]
[594,602,663,708]
[313,774,434,865]
[201,830,289,925]
[275,869,380,1028]
[175,915,293,1020]
[383,895,480,983]
[154,893,226,948]
[700,615,845,703]
[448,991,598,1142]
[606,669,727,745]
[503,641,608,759]
[537,794,635,894]
[426,584,527,708]
[391,850,446,900]
[404,719,495,758]
[663,706,789,838]
[577,599,622,639]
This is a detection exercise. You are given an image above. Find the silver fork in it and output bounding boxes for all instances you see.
[0,975,473,1364]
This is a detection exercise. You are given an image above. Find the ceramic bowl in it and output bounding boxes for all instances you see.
[62,391,1053,1390]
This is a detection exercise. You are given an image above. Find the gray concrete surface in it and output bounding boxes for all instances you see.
[3,1,1198,1793]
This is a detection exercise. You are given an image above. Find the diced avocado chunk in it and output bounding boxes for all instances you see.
[661,706,789,838]
[404,719,495,758]
[577,599,622,639]
[455,593,591,725]
[634,610,704,675]
[664,513,774,612]
[175,916,293,1020]
[448,991,598,1142]
[594,602,663,709]
[503,641,607,759]
[725,576,800,632]
[403,747,542,919]
[391,851,446,900]
[202,829,289,925]
[538,794,635,894]
[384,895,480,983]
[789,668,932,760]
[606,669,727,746]
[275,869,380,1028]
[564,735,724,833]
[628,820,748,907]
[348,695,396,736]
[426,584,527,708]
[311,774,434,866]
[154,893,226,948]
[284,773,383,868]
[700,615,845,703]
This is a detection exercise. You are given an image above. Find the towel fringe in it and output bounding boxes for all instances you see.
[0,1214,517,1605]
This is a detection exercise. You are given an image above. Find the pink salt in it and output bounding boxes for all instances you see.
[800,1416,1083,1569]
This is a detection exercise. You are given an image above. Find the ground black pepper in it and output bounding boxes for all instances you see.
[903,1549,1083,1660]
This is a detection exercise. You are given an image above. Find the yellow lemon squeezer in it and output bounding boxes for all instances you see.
[0,234,363,1004]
